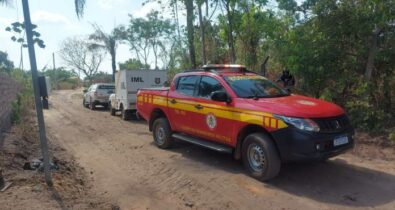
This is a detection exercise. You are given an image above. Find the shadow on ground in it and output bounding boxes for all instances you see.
[166,140,395,208]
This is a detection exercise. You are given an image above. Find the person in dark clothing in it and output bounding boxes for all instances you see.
[277,68,295,88]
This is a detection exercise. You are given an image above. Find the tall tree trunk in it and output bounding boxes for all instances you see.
[365,27,381,81]
[198,3,206,65]
[110,46,116,82]
[383,68,392,112]
[153,42,158,69]
[225,2,236,63]
[185,0,196,67]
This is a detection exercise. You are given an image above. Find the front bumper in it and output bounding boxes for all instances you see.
[271,127,354,162]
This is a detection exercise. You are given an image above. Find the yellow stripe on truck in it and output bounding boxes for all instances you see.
[145,95,287,129]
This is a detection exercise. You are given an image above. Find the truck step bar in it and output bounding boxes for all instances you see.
[172,133,233,154]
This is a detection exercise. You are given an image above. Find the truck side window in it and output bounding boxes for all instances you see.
[176,76,199,96]
[198,76,225,98]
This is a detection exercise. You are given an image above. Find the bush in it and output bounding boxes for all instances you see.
[345,100,388,133]
[9,69,33,124]
[10,94,23,124]
[389,129,395,143]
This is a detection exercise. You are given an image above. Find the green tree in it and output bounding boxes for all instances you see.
[89,24,123,82]
[119,58,150,70]
[123,11,174,69]
[0,51,14,74]
[87,71,112,83]
[41,67,78,89]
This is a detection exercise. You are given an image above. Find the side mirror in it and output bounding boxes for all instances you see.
[211,91,231,103]
[83,89,88,93]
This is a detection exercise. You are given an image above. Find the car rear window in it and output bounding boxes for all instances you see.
[98,85,115,90]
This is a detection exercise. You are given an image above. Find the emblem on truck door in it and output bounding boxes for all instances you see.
[155,78,161,84]
[206,113,217,129]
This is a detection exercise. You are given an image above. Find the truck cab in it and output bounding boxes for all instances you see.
[137,64,354,181]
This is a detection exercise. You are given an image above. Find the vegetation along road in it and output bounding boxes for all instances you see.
[42,89,395,210]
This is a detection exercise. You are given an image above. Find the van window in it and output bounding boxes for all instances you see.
[176,76,199,96]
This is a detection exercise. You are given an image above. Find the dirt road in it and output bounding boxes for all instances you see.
[44,89,395,210]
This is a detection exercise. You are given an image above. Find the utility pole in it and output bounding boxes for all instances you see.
[21,0,52,186]
[52,52,56,70]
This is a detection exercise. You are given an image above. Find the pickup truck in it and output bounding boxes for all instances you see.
[137,64,354,181]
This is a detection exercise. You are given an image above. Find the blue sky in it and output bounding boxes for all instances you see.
[0,0,171,73]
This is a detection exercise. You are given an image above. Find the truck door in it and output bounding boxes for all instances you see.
[192,76,234,144]
[167,75,200,132]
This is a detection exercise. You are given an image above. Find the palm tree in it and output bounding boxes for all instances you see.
[89,24,122,82]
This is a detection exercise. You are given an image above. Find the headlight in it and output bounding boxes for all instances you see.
[274,115,320,132]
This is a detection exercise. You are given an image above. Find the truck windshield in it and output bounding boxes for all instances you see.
[224,75,289,98]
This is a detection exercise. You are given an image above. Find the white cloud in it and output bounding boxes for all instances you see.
[132,2,170,19]
[31,10,82,31]
[97,0,125,10]
[0,17,13,38]
[0,16,12,26]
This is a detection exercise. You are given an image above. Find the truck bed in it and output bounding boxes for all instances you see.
[138,87,169,91]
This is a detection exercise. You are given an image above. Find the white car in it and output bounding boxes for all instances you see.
[83,83,115,110]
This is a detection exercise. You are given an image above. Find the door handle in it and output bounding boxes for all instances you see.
[195,104,203,110]
[170,99,177,104]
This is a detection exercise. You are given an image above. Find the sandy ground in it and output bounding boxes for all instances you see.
[12,89,395,210]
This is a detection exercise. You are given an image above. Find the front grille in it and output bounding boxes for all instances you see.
[313,115,351,133]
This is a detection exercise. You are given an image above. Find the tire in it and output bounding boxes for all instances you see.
[83,99,89,108]
[89,100,96,110]
[121,105,129,120]
[135,112,142,121]
[242,133,281,181]
[152,118,172,149]
[110,103,116,116]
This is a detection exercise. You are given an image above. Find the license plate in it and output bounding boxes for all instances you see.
[334,136,349,146]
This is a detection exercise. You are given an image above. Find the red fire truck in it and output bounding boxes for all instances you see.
[137,64,354,181]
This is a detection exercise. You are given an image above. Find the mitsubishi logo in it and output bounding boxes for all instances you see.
[334,120,341,129]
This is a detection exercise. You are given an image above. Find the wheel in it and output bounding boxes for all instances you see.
[121,105,129,120]
[242,133,281,181]
[135,112,142,120]
[83,99,89,108]
[89,100,96,110]
[109,103,116,116]
[152,118,172,149]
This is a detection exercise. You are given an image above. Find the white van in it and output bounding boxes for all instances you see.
[109,70,167,120]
